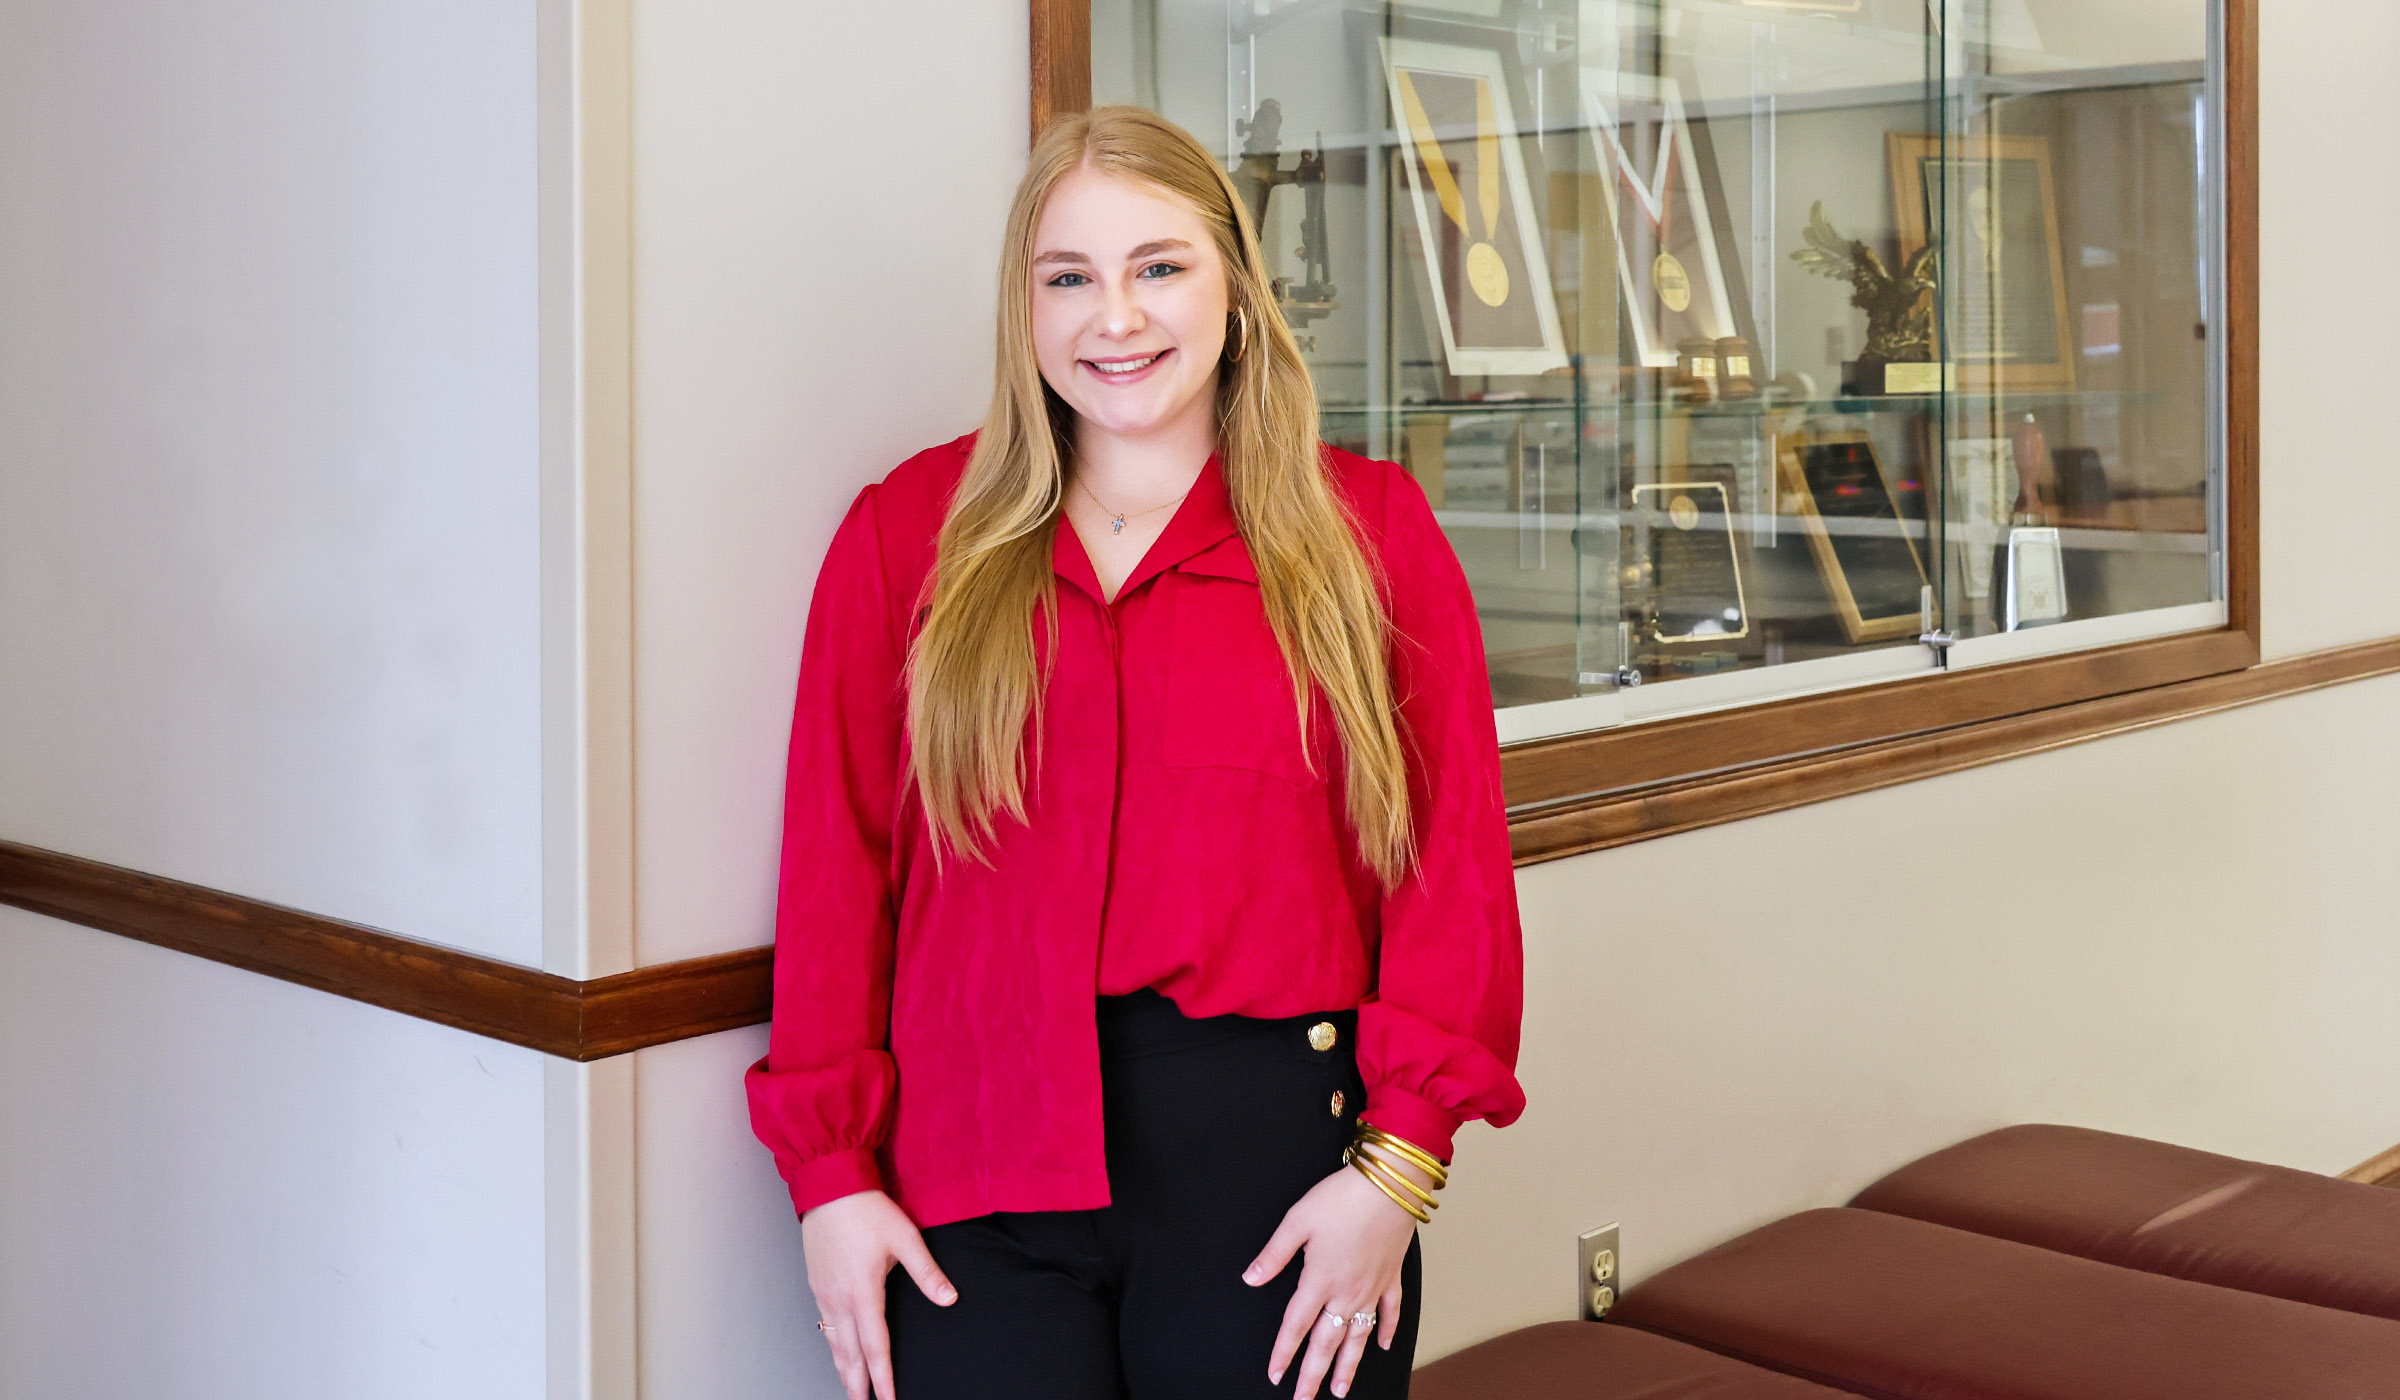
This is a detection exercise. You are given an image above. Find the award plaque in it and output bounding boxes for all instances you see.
[1779,431,1930,644]
[1888,132,2077,391]
[2005,526,2070,630]
[1630,481,1748,644]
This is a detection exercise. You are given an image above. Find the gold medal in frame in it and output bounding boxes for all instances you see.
[1584,74,1742,369]
[1381,36,1569,378]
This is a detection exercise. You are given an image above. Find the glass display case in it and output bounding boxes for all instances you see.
[1093,0,2224,743]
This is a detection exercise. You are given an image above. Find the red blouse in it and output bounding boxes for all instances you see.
[745,433,1525,1229]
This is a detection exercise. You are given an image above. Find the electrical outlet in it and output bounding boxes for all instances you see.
[1577,1222,1621,1321]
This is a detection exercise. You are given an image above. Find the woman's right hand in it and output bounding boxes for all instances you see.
[801,1190,958,1400]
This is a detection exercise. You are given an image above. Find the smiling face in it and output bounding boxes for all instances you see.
[1029,164,1232,451]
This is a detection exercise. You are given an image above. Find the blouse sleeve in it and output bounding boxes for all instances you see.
[743,483,908,1220]
[1354,460,1528,1164]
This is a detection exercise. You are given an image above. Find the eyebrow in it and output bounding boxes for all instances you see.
[1033,237,1194,267]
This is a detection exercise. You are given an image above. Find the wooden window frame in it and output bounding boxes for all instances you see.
[1034,0,2259,863]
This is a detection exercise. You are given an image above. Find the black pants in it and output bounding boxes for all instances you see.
[886,988,1422,1398]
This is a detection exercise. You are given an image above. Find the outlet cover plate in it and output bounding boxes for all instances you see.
[1578,1222,1621,1321]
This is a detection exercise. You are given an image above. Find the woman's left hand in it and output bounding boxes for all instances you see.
[1242,1157,1426,1399]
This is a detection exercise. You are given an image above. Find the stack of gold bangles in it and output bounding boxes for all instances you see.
[1342,1122,1449,1224]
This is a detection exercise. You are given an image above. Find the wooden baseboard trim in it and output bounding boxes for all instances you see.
[4,636,2395,1058]
[1511,636,2400,866]
[2342,1142,2400,1189]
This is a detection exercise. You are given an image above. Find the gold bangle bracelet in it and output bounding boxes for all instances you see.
[1355,1122,1448,1176]
[1354,1125,1449,1185]
[1357,1139,1448,1194]
[1353,1138,1440,1205]
[1349,1144,1440,1209]
[1345,1151,1432,1223]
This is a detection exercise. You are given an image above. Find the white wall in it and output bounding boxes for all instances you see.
[0,907,550,1400]
[0,0,546,963]
[0,3,561,1395]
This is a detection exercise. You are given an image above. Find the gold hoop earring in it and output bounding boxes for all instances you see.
[1227,306,1249,363]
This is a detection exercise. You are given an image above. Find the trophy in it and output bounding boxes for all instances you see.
[1792,202,1940,395]
[1231,100,1337,347]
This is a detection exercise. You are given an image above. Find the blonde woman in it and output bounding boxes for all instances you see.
[746,107,1524,1400]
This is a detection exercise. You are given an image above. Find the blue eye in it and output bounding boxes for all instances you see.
[1047,271,1090,288]
[1139,262,1183,279]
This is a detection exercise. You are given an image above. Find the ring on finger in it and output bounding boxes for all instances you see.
[815,1320,837,1334]
[1350,1310,1377,1328]
[1319,1307,1350,1328]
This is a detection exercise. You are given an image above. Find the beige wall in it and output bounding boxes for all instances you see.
[2257,0,2400,657]
[1446,670,2400,1347]
[620,0,2400,1389]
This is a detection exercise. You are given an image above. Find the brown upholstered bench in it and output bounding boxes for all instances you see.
[1413,1127,2400,1398]
[1848,1123,2400,1322]
[1411,1321,1852,1400]
[1609,1207,2400,1399]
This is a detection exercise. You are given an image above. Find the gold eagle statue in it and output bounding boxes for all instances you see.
[1792,201,1938,365]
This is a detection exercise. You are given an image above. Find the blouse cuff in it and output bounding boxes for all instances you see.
[777,1147,886,1220]
[1358,1084,1462,1165]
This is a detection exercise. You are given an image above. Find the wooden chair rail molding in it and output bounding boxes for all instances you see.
[2346,1142,2400,1190]
[0,839,769,1062]
[4,634,2396,1059]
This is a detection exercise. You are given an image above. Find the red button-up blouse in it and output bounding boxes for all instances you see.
[745,433,1525,1229]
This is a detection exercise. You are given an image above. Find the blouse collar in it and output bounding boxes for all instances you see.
[1052,452,1242,603]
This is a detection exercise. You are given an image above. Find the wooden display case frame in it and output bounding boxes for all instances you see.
[1034,0,2261,864]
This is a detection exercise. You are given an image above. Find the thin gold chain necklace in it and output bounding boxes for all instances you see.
[1073,473,1193,536]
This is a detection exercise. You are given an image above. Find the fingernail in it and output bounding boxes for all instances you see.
[1242,1267,1259,1285]
[1334,1384,1348,1397]
[1268,1368,1282,1385]
[938,1287,957,1304]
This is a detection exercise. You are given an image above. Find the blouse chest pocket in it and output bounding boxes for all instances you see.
[1160,547,1323,788]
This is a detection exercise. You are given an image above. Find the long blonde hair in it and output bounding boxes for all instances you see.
[907,106,1414,887]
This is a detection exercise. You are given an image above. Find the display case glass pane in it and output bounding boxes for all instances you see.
[1093,0,2222,739]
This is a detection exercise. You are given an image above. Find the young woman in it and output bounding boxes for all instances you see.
[746,107,1524,1400]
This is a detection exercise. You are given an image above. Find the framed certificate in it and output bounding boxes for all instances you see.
[1778,430,1930,644]
[1888,132,2077,391]
[1381,37,1569,377]
[1629,481,1749,645]
[1946,436,2017,602]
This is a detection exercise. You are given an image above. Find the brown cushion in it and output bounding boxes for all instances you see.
[1849,1124,2400,1321]
[1611,1208,2400,1400]
[1410,1321,1858,1400]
